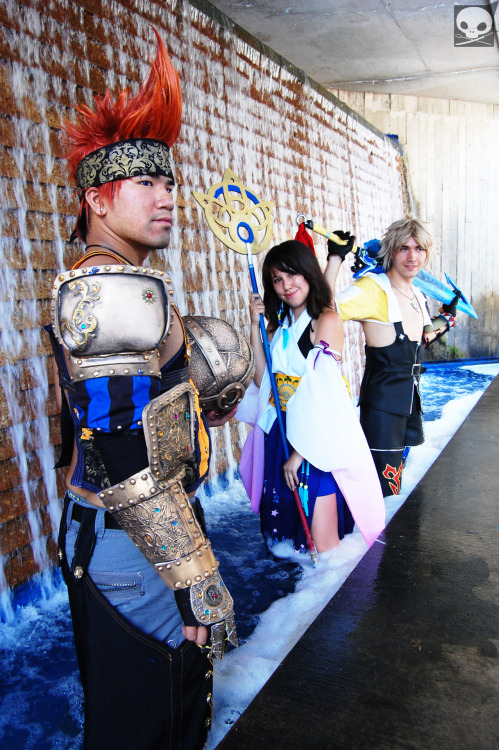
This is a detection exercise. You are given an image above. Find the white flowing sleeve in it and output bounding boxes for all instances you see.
[286,346,365,470]
[287,345,385,546]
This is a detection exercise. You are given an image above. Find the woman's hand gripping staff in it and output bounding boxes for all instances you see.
[249,292,319,566]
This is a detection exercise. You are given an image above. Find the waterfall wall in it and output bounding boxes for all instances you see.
[0,0,405,608]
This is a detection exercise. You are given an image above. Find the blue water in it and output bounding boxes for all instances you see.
[419,360,497,421]
[1,361,497,749]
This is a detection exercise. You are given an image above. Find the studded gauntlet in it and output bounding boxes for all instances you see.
[97,382,238,658]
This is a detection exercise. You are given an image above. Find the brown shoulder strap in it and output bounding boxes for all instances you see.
[71,250,129,270]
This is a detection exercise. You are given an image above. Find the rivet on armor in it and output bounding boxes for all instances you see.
[98,492,105,499]
[175,582,182,588]
[139,494,145,500]
[124,369,130,374]
[118,503,123,508]
[93,371,100,377]
[206,693,212,703]
[77,359,82,365]
[169,290,174,295]
[186,579,192,586]
[204,571,210,578]
[196,551,203,557]
[141,474,148,481]
[74,566,84,579]
[175,561,181,567]
[109,506,115,510]
[117,266,124,271]
[205,671,213,679]
[109,369,115,375]
[166,277,171,283]
[57,549,64,561]
[166,564,172,570]
[105,265,111,271]
[188,518,194,524]
[195,575,202,582]
[107,490,114,495]
[130,479,136,485]
[117,425,123,430]
[69,271,75,277]
[186,556,191,562]
[132,267,138,272]
[58,274,64,281]
[119,484,125,490]
[158,566,163,571]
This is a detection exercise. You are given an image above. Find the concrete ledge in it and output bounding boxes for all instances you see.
[217,375,499,749]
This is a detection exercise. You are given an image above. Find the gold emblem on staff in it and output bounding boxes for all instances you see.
[193,168,274,255]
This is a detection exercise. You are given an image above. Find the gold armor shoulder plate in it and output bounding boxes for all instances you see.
[51,265,173,382]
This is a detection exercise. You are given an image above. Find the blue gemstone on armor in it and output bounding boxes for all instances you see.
[138,370,143,375]
[81,324,86,329]
[155,508,160,513]
[89,267,100,274]
[173,520,178,526]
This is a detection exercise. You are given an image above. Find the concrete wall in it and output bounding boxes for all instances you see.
[0,0,405,596]
[330,90,499,360]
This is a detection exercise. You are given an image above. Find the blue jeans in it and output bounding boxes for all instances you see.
[64,491,184,647]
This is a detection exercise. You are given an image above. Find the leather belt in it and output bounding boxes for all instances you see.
[71,501,122,530]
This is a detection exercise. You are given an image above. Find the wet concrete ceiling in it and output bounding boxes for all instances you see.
[208,1,499,105]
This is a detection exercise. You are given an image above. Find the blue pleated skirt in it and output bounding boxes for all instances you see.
[261,411,354,552]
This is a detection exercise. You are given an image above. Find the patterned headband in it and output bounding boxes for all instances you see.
[76,138,173,191]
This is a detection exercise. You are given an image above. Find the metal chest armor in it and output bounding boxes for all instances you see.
[50,264,174,382]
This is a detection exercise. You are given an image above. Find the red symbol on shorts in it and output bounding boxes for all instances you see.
[383,462,403,494]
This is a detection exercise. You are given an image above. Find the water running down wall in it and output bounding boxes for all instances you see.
[0,0,405,618]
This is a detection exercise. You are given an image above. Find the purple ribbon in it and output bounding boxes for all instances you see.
[313,340,341,369]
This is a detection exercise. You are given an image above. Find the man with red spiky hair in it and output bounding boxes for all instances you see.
[47,30,237,749]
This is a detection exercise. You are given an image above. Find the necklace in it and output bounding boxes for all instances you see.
[391,282,420,313]
[85,244,134,265]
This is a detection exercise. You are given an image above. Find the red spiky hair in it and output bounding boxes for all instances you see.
[64,28,182,181]
[64,29,182,241]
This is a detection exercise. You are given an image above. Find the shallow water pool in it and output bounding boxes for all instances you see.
[1,360,497,749]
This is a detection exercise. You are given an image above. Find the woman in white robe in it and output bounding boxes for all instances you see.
[237,240,385,554]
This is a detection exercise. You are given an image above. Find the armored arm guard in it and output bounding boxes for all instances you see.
[51,266,238,658]
[96,382,237,659]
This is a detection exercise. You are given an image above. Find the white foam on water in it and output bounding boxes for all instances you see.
[0,361,496,750]
[205,380,496,748]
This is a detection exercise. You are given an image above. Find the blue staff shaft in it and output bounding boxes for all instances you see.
[246,246,318,566]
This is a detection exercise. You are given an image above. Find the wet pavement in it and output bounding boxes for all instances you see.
[217,376,499,749]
